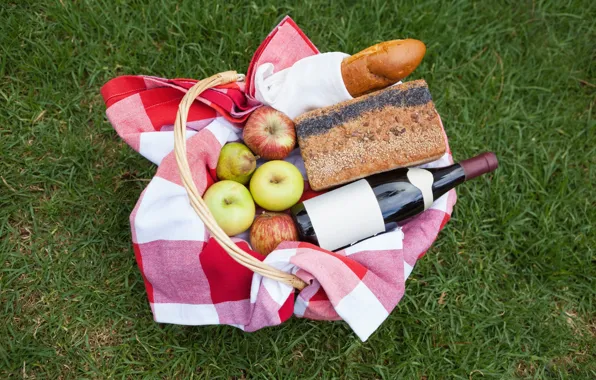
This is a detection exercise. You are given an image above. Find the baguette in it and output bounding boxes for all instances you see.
[341,39,426,97]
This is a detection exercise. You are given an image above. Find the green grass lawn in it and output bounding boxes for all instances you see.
[1,0,595,378]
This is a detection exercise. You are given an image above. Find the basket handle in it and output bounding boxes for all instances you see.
[173,71,307,290]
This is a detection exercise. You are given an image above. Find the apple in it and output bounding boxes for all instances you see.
[203,180,255,236]
[250,212,299,255]
[243,106,296,160]
[216,142,257,185]
[249,160,304,211]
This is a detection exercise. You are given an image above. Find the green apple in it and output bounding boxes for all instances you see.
[249,161,304,211]
[203,180,255,236]
[216,142,257,185]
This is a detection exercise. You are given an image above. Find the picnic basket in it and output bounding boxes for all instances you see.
[100,16,458,340]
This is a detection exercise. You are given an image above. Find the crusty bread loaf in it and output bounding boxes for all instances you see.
[341,39,426,97]
[295,80,446,191]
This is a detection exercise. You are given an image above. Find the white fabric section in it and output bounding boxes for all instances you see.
[134,177,205,244]
[344,228,404,255]
[404,262,414,279]
[430,192,449,212]
[152,303,219,325]
[334,282,389,341]
[137,117,240,166]
[293,296,308,317]
[205,117,242,145]
[254,52,353,119]
[249,248,297,304]
[420,151,452,169]
[139,131,197,165]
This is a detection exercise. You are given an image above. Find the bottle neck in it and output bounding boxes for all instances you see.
[431,164,466,198]
[430,152,498,198]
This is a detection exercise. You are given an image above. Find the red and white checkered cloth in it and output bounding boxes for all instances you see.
[101,16,456,341]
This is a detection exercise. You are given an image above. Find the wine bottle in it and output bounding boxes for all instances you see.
[290,152,498,251]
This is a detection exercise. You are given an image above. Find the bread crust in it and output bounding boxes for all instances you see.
[341,39,426,97]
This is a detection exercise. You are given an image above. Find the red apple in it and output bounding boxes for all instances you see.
[250,212,298,256]
[243,106,296,160]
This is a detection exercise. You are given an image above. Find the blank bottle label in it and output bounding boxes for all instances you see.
[302,179,385,251]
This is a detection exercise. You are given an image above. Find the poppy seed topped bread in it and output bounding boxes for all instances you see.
[295,80,446,190]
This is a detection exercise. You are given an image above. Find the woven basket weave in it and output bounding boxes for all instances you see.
[173,71,307,290]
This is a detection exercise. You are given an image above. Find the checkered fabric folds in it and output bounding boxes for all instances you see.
[101,16,456,341]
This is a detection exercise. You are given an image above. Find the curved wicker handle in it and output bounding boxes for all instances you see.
[173,71,307,290]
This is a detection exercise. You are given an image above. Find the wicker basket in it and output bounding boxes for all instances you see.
[174,71,307,290]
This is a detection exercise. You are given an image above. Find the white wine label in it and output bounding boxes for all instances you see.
[407,168,434,209]
[303,179,385,251]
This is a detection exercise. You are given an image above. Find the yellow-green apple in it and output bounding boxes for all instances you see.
[203,180,255,236]
[243,106,296,160]
[249,161,303,211]
[216,142,257,185]
[250,212,298,255]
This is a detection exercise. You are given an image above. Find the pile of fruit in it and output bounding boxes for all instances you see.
[204,106,303,256]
